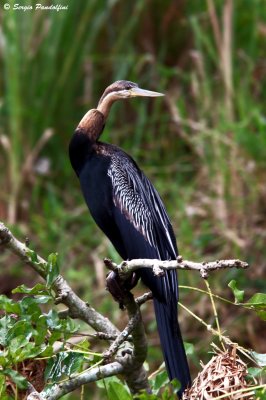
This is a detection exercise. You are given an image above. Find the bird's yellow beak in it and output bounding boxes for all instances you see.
[129,87,165,97]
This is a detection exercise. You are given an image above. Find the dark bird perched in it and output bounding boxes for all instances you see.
[69,80,191,397]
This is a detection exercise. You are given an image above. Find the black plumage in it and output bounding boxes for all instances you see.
[69,80,191,397]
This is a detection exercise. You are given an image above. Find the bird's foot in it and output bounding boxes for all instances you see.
[106,271,127,309]
[106,271,139,309]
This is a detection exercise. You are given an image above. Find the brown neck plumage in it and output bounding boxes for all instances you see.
[77,109,105,143]
[76,90,120,142]
[97,91,119,121]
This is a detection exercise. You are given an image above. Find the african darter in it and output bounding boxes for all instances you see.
[69,80,191,397]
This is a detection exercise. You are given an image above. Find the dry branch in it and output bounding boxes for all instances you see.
[105,256,248,280]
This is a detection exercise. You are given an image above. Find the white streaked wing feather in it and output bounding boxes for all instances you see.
[107,152,177,259]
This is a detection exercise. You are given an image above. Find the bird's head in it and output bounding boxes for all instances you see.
[97,80,164,119]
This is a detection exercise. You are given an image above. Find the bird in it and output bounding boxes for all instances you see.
[69,80,191,397]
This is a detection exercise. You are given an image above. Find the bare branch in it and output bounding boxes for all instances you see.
[108,256,248,280]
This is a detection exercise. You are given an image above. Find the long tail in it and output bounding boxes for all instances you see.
[153,298,191,397]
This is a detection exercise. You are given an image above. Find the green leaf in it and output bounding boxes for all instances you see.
[45,352,67,383]
[0,373,6,398]
[7,320,33,343]
[9,335,30,355]
[96,376,121,389]
[45,351,84,383]
[34,315,48,345]
[246,293,266,308]
[255,310,266,321]
[243,293,266,320]
[170,378,181,393]
[62,352,84,376]
[46,253,60,287]
[0,295,21,315]
[39,345,54,358]
[12,283,49,295]
[0,316,17,346]
[184,342,194,356]
[107,381,132,400]
[255,388,266,400]
[46,309,61,330]
[0,352,8,368]
[228,280,244,303]
[4,368,28,389]
[26,249,38,263]
[152,370,169,394]
[19,344,47,362]
[134,393,157,400]
[247,367,266,378]
[20,297,42,321]
[251,352,266,367]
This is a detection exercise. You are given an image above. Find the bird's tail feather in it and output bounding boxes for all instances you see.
[153,297,191,397]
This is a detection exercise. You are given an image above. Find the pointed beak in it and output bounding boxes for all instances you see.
[129,87,164,97]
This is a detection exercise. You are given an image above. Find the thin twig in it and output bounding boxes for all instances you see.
[204,280,226,351]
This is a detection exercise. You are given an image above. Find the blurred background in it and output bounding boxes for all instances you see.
[0,0,266,397]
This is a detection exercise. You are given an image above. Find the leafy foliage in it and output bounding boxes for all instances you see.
[0,279,83,395]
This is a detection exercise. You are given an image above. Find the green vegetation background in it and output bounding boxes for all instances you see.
[0,0,266,398]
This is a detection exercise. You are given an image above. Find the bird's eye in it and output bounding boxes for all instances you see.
[125,85,132,90]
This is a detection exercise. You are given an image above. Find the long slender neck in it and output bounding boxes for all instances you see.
[70,94,117,175]
[77,108,105,142]
[97,92,119,121]
[69,109,105,176]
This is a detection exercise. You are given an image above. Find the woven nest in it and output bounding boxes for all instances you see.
[182,344,255,400]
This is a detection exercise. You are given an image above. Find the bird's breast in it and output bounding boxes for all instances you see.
[79,154,113,220]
